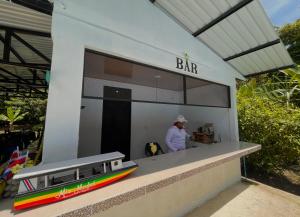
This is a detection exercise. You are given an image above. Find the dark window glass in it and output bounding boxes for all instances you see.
[185,77,230,107]
[83,51,184,104]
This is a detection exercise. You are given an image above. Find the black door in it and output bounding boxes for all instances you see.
[101,86,131,161]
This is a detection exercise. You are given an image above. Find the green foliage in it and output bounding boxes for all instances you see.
[278,19,300,64]
[238,80,300,174]
[3,98,47,124]
[248,66,300,108]
[0,107,28,131]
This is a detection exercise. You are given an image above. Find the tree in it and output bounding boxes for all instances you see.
[4,98,47,125]
[278,19,300,64]
[0,107,28,131]
[237,80,300,173]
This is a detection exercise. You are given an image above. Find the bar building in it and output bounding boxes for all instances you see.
[0,0,294,216]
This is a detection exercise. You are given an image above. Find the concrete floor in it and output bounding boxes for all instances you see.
[185,179,300,217]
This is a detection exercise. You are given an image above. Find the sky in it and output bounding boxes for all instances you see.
[261,0,300,27]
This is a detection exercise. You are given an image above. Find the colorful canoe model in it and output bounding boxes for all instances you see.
[13,152,138,210]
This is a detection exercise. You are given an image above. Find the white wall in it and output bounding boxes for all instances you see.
[78,100,233,160]
[79,77,232,159]
[84,77,183,103]
[44,0,240,162]
[180,106,231,142]
[78,98,102,158]
[131,102,180,159]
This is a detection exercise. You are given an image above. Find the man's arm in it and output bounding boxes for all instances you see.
[165,128,177,152]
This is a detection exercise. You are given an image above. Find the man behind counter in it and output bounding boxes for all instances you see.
[165,115,191,152]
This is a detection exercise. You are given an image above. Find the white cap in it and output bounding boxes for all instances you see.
[174,115,187,123]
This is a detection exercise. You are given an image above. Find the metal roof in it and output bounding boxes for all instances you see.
[151,0,294,77]
[0,0,295,97]
[0,0,52,98]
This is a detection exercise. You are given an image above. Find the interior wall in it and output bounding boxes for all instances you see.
[131,102,180,159]
[78,98,103,158]
[84,77,183,103]
[78,79,231,159]
[180,106,231,143]
[78,98,182,160]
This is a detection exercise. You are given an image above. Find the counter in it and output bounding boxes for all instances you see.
[0,141,261,217]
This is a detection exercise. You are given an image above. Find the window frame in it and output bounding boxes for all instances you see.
[82,49,231,108]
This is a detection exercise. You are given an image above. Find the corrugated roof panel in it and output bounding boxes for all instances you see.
[247,0,278,42]
[225,12,258,51]
[248,52,269,71]
[0,0,51,33]
[157,0,198,32]
[199,32,229,57]
[200,29,235,57]
[227,0,242,6]
[268,45,287,68]
[211,24,243,54]
[244,54,262,72]
[208,20,248,56]
[17,33,52,59]
[230,58,253,74]
[9,52,22,63]
[210,0,231,13]
[173,0,205,28]
[273,43,294,66]
[186,1,211,25]
[11,36,48,64]
[154,0,294,76]
[196,0,225,21]
[255,49,276,69]
[235,7,269,44]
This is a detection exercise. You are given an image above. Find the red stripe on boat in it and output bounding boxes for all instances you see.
[14,170,132,210]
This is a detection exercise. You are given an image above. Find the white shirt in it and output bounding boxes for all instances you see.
[165,126,189,152]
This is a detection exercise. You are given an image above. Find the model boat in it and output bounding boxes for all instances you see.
[13,152,138,210]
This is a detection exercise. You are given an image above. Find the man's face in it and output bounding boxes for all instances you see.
[176,122,184,129]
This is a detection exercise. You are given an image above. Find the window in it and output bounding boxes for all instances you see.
[83,50,230,108]
[83,51,184,104]
[185,77,230,107]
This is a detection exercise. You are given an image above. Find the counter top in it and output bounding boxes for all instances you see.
[0,141,261,217]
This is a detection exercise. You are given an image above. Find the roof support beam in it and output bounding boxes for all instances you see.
[0,25,51,38]
[11,0,53,15]
[0,33,46,82]
[12,33,51,63]
[0,60,50,70]
[0,71,10,80]
[0,67,47,95]
[0,94,45,99]
[0,79,47,87]
[192,0,254,37]
[5,78,45,81]
[224,39,281,61]
[0,32,26,63]
[3,29,12,61]
[244,64,296,77]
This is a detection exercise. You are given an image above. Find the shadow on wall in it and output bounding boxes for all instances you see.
[185,181,253,217]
